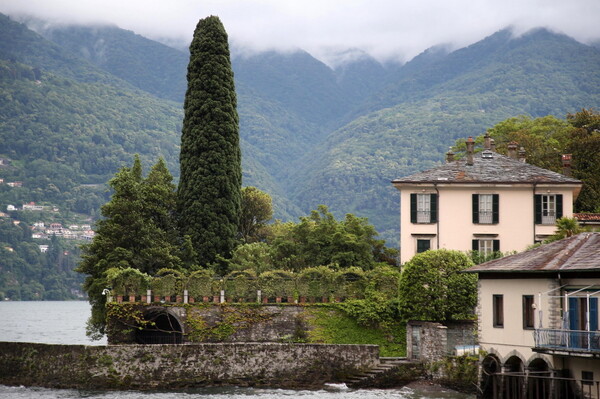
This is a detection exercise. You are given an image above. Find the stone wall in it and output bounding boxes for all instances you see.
[406,320,477,362]
[107,304,312,344]
[0,341,379,390]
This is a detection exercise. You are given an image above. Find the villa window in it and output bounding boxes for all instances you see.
[410,193,437,224]
[493,295,504,328]
[523,295,535,329]
[582,371,594,386]
[472,194,499,224]
[472,239,499,257]
[534,194,563,225]
[416,239,430,253]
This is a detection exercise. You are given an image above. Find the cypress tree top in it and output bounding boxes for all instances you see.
[177,16,242,270]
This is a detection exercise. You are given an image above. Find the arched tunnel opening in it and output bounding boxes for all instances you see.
[135,308,183,344]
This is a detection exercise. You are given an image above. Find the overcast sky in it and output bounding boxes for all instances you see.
[1,0,599,66]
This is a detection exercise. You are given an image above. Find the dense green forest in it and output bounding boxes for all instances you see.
[0,218,83,300]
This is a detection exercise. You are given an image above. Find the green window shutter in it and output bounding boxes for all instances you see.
[492,194,499,224]
[472,239,479,251]
[556,194,563,219]
[534,194,542,224]
[472,194,479,224]
[493,240,500,252]
[410,194,417,223]
[430,194,438,223]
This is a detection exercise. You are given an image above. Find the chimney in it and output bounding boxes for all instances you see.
[507,142,518,159]
[490,138,496,152]
[562,154,572,177]
[518,147,527,163]
[446,147,455,163]
[466,137,474,166]
[484,132,491,150]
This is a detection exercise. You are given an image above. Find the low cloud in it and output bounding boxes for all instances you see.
[2,0,599,66]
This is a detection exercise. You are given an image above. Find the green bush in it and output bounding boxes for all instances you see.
[258,270,295,299]
[223,270,257,302]
[150,268,184,298]
[332,267,366,299]
[185,269,215,298]
[105,267,150,296]
[297,266,335,300]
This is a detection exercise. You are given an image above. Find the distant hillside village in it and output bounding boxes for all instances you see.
[2,202,95,243]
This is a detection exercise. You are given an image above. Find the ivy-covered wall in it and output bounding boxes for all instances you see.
[107,304,311,344]
[0,341,379,390]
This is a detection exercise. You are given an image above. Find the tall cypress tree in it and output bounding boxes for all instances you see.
[177,16,242,270]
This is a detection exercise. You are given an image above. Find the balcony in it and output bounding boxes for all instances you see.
[534,329,600,357]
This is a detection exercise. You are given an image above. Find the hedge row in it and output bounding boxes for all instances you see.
[106,266,400,302]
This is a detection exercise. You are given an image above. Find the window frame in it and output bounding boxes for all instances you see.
[410,193,437,224]
[523,295,535,330]
[493,294,504,328]
[473,239,500,257]
[534,194,563,225]
[416,239,431,253]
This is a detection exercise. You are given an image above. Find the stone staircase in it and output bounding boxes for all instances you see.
[342,357,415,388]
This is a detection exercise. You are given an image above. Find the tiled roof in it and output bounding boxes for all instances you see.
[466,233,600,273]
[575,213,600,222]
[392,151,582,185]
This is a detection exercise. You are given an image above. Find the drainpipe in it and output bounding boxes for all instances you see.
[532,183,537,245]
[435,183,440,249]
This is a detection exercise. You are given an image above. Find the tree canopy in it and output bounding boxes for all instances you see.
[177,16,242,271]
[77,156,181,338]
[239,186,273,243]
[398,249,477,322]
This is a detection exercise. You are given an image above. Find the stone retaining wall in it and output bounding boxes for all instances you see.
[0,341,379,390]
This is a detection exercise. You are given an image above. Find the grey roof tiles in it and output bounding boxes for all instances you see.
[392,151,582,185]
[467,232,600,273]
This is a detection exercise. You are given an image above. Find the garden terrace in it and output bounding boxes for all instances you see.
[104,266,401,305]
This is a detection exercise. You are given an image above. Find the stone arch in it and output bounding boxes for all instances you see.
[527,357,551,398]
[503,355,525,398]
[503,349,527,367]
[135,307,184,344]
[481,354,501,398]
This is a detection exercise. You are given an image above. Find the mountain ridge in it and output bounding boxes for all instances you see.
[1,14,599,247]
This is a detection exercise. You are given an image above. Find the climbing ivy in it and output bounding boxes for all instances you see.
[258,270,295,299]
[185,269,215,299]
[105,267,150,296]
[223,270,256,302]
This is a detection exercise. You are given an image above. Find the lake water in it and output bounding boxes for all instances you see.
[0,301,474,399]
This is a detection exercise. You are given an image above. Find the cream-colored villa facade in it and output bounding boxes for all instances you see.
[467,233,600,398]
[392,138,582,264]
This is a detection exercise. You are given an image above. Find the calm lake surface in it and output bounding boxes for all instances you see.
[0,301,474,399]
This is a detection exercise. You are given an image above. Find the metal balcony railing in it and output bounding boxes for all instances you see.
[417,210,431,223]
[534,328,600,353]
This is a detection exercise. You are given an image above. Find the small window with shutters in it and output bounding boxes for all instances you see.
[472,194,499,224]
[472,239,500,257]
[410,193,437,224]
[416,239,430,253]
[534,194,563,225]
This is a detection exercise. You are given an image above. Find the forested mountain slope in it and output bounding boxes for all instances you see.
[289,29,600,244]
[2,13,599,247]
